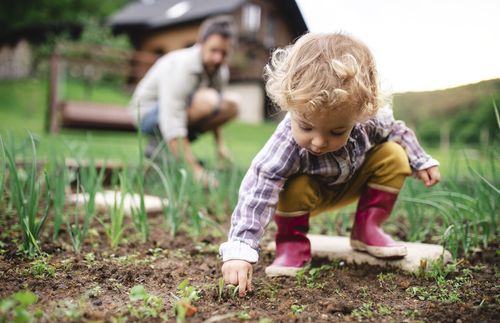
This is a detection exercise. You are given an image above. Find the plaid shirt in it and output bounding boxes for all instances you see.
[220,106,438,263]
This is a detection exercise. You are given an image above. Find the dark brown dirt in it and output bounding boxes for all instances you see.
[0,211,498,322]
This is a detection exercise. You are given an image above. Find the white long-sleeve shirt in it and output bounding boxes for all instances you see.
[129,45,229,141]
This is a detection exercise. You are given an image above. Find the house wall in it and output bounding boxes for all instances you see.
[226,81,264,124]
[0,39,32,79]
[140,23,199,54]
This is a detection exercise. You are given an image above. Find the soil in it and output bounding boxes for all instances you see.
[0,210,498,323]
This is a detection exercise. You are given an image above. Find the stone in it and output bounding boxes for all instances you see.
[67,190,167,215]
[265,234,452,276]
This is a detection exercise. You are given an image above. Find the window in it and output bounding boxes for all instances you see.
[242,4,261,34]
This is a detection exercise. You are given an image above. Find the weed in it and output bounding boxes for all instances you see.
[359,286,369,299]
[54,299,85,321]
[172,279,200,323]
[351,302,374,321]
[237,310,251,320]
[296,263,334,288]
[406,267,472,303]
[127,285,166,320]
[216,277,224,301]
[84,252,96,266]
[258,282,278,300]
[0,290,43,322]
[377,272,397,293]
[85,285,103,299]
[376,304,393,316]
[291,304,305,316]
[27,257,56,278]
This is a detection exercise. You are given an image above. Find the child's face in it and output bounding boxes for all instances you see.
[290,110,356,155]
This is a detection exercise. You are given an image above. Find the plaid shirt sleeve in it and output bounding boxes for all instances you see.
[220,117,300,262]
[364,106,439,171]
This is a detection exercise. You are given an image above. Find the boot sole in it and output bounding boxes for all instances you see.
[351,239,407,258]
[265,265,303,277]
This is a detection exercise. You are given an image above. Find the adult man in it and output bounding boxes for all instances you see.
[129,16,239,185]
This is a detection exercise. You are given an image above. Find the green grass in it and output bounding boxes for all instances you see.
[0,78,275,167]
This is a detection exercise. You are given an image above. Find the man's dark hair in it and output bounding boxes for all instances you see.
[198,15,236,43]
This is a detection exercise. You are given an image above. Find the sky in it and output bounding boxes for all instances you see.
[295,0,500,93]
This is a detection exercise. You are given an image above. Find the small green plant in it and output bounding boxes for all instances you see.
[4,133,51,257]
[406,267,472,304]
[351,302,374,321]
[127,285,165,320]
[47,153,68,241]
[66,158,106,253]
[291,304,305,316]
[85,285,103,299]
[84,252,96,267]
[0,290,43,323]
[0,136,6,207]
[174,279,200,323]
[237,310,251,320]
[296,263,334,288]
[147,159,188,237]
[258,282,278,300]
[98,174,127,249]
[27,257,56,278]
[377,272,397,293]
[54,299,85,321]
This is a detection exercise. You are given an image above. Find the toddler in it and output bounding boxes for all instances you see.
[220,33,441,296]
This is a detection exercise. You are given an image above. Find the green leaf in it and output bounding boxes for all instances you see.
[13,291,37,306]
[129,285,148,302]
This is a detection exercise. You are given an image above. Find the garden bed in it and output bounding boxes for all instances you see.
[1,211,498,322]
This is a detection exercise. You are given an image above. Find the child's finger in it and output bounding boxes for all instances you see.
[418,170,430,186]
[429,167,441,184]
[247,267,253,292]
[237,270,249,297]
[228,270,239,285]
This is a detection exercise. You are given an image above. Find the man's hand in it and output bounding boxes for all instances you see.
[193,165,219,188]
[416,166,441,188]
[217,143,233,165]
[221,260,253,297]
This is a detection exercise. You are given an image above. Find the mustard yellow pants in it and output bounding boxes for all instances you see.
[276,142,412,217]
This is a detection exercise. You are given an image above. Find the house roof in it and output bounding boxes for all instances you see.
[109,0,246,29]
[109,0,307,35]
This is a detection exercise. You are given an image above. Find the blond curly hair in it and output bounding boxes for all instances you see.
[264,32,382,121]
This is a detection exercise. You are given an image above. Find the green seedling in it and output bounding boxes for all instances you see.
[237,310,251,320]
[66,158,106,253]
[54,299,85,321]
[98,174,127,249]
[0,290,43,323]
[27,257,56,278]
[4,133,50,258]
[128,285,165,320]
[296,264,333,288]
[0,136,6,207]
[174,279,200,323]
[291,304,305,316]
[351,302,374,321]
[47,153,67,241]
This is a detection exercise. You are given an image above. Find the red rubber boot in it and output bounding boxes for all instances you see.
[350,187,407,258]
[265,213,311,276]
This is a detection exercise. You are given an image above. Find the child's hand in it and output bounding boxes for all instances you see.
[221,260,253,297]
[416,166,441,187]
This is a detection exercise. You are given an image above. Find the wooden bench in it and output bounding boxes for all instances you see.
[46,43,158,133]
